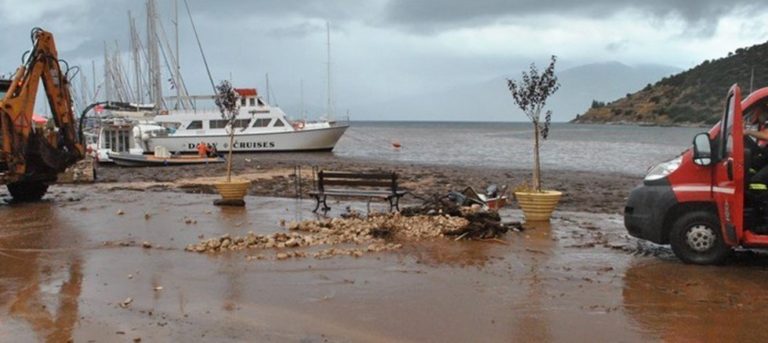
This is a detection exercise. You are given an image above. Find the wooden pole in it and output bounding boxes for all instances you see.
[533,121,541,192]
[226,130,235,183]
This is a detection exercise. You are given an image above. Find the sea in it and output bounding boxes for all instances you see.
[333,122,704,176]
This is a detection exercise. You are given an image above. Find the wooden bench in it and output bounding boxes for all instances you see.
[309,170,407,213]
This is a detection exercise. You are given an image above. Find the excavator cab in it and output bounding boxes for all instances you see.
[0,79,10,97]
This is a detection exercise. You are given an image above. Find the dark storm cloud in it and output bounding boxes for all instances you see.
[383,0,759,34]
[184,0,371,23]
[30,0,370,60]
[268,22,327,38]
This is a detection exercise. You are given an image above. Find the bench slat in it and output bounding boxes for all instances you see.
[321,171,395,180]
[328,193,390,198]
[309,189,407,194]
[309,189,407,197]
[322,180,394,188]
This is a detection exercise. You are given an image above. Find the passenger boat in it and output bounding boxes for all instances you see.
[145,88,349,153]
[107,152,225,167]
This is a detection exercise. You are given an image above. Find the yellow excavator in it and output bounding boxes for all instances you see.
[0,28,85,201]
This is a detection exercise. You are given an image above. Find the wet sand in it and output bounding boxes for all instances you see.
[2,187,768,342]
[97,153,638,214]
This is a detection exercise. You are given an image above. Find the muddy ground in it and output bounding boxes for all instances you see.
[97,153,638,214]
[2,186,768,342]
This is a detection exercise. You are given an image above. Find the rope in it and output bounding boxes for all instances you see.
[183,0,217,95]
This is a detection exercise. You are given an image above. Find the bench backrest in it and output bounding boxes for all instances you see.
[317,171,398,193]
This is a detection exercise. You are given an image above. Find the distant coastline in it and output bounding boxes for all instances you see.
[569,119,710,128]
[348,119,710,128]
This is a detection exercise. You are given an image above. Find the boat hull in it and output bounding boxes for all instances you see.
[107,153,225,167]
[146,125,349,153]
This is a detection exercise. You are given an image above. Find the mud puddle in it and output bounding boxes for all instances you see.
[1,185,768,342]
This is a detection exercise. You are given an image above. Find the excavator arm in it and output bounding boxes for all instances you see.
[0,28,84,200]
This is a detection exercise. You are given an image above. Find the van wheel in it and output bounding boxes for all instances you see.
[669,211,731,265]
[7,181,49,202]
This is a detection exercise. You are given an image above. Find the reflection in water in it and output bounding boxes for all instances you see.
[623,261,768,341]
[405,240,496,268]
[0,203,83,342]
[512,221,554,342]
[216,206,248,312]
[220,252,244,312]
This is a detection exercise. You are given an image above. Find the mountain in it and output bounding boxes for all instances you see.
[574,41,768,125]
[347,62,681,122]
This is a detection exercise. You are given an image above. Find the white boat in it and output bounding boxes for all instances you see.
[92,117,167,163]
[145,88,348,153]
[107,152,225,167]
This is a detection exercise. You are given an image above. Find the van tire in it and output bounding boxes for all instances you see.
[669,211,731,265]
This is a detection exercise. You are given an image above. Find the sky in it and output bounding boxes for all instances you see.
[1,0,767,120]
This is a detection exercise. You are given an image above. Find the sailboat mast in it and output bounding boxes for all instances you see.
[104,42,112,102]
[174,0,181,109]
[300,78,305,120]
[92,60,97,99]
[265,73,271,104]
[147,0,163,110]
[326,21,332,119]
[129,11,143,104]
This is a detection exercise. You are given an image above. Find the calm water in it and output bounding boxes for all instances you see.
[333,122,704,176]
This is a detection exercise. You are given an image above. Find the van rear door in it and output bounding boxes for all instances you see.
[714,84,744,245]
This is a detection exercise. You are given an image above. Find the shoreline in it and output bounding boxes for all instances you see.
[96,153,640,215]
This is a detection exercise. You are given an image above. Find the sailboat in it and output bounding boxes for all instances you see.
[95,1,348,158]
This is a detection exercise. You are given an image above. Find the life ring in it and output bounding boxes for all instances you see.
[293,121,305,130]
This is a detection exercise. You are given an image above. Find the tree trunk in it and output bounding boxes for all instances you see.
[226,131,235,183]
[532,121,542,192]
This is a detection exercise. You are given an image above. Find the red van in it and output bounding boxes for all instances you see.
[625,84,768,264]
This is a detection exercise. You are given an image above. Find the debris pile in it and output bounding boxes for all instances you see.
[186,194,522,259]
[401,194,522,239]
[185,214,466,258]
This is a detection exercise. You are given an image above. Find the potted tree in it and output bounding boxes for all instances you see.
[213,80,250,206]
[506,56,562,221]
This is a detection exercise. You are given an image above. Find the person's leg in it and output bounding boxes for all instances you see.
[748,167,768,232]
[749,167,768,189]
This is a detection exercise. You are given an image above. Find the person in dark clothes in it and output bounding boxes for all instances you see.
[745,105,768,189]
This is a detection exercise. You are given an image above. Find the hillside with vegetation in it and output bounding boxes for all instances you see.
[573,41,768,125]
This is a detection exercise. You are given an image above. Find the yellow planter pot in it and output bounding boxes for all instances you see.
[214,180,250,200]
[515,190,562,222]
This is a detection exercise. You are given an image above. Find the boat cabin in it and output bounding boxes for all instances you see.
[151,87,298,136]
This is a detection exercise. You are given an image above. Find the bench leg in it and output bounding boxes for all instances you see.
[321,195,331,212]
[388,196,400,212]
[312,195,321,213]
